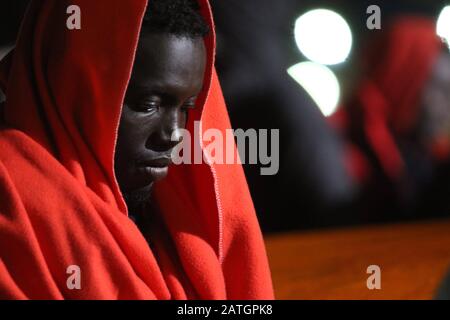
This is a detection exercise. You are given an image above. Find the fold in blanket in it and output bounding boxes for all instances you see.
[0,0,273,299]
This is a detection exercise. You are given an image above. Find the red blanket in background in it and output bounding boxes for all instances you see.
[0,0,273,299]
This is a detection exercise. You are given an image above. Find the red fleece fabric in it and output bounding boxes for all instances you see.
[332,17,445,182]
[0,0,274,299]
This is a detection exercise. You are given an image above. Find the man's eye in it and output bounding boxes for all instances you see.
[182,101,197,111]
[137,101,159,113]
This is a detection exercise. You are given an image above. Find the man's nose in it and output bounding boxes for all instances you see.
[147,110,184,152]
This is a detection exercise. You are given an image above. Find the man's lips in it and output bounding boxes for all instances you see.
[137,157,173,181]
[139,157,173,168]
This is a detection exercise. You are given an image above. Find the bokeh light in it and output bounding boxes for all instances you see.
[294,9,353,65]
[287,62,340,117]
[437,6,450,48]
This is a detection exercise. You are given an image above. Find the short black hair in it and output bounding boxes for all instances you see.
[142,0,210,38]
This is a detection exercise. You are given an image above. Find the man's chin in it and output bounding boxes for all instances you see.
[123,183,154,212]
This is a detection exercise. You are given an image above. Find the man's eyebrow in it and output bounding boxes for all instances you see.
[133,85,202,103]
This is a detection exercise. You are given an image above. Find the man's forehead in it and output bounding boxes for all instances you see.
[130,34,206,94]
[135,33,206,60]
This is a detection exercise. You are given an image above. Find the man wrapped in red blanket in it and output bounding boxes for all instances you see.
[0,0,274,299]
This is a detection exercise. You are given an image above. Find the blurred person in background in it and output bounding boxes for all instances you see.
[211,0,357,232]
[331,16,450,224]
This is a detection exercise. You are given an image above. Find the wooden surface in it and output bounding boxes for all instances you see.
[265,218,450,299]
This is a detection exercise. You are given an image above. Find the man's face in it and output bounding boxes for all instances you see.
[114,33,207,198]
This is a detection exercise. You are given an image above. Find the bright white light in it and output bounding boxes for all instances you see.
[294,9,353,65]
[287,62,340,117]
[437,6,450,48]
